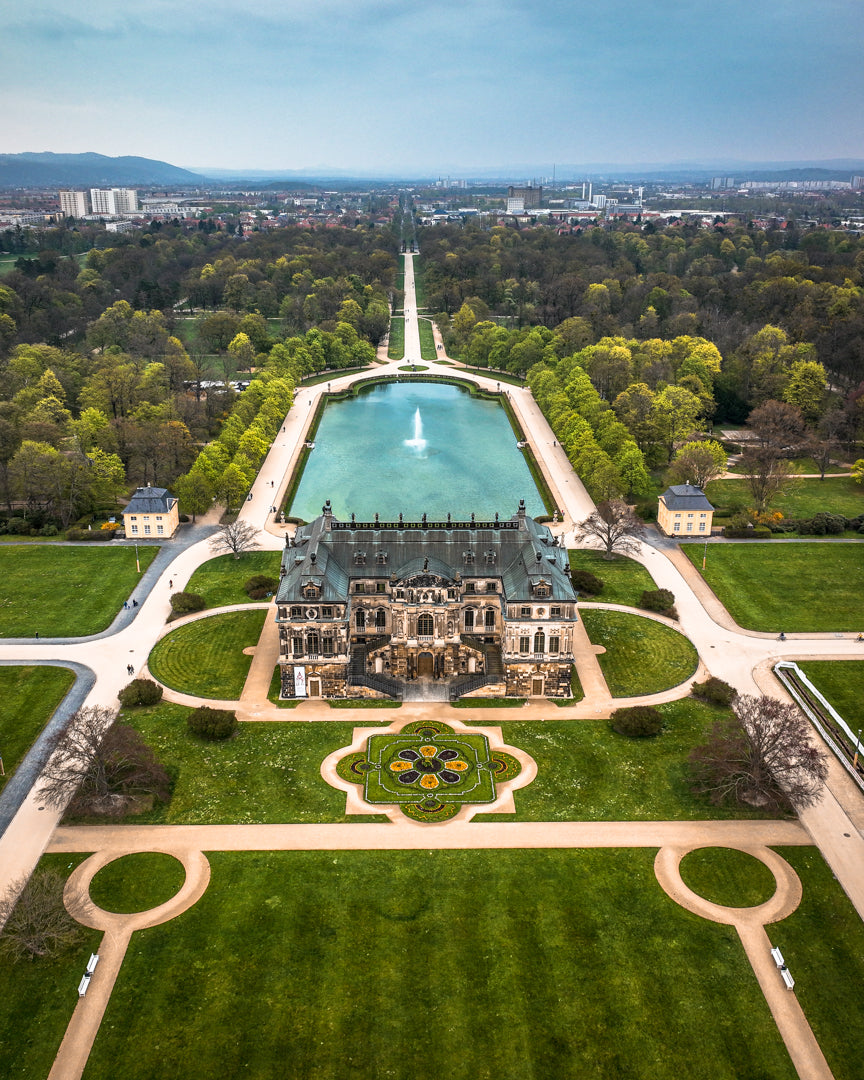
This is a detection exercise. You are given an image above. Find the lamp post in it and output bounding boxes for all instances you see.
[854,729,862,772]
[702,536,709,571]
[135,542,140,574]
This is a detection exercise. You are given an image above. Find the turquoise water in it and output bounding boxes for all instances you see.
[290,381,545,521]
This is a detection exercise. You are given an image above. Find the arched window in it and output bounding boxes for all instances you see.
[533,630,545,653]
[418,613,434,636]
[375,608,386,629]
[355,609,366,630]
[485,608,495,628]
[464,609,474,630]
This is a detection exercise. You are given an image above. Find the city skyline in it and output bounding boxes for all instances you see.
[1,0,862,174]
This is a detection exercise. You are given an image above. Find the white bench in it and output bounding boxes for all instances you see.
[78,973,91,998]
[781,967,795,991]
[86,953,99,975]
[770,946,784,968]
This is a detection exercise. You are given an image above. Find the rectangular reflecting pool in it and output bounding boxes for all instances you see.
[289,381,546,521]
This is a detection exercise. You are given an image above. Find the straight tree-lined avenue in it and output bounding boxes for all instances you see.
[0,254,862,1080]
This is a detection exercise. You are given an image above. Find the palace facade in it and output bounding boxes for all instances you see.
[275,501,579,700]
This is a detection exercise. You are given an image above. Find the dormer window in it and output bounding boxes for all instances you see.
[376,552,388,565]
[484,551,496,565]
[354,552,366,566]
[463,551,475,565]
[533,584,550,598]
[304,585,319,599]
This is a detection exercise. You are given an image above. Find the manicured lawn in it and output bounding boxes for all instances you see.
[0,545,159,637]
[122,704,387,824]
[0,666,75,790]
[184,552,281,608]
[418,318,437,360]
[81,850,796,1080]
[387,317,404,359]
[580,609,699,696]
[705,475,864,519]
[681,543,864,632]
[797,660,864,731]
[148,610,266,699]
[0,854,100,1080]
[679,847,778,907]
[474,702,781,822]
[90,853,186,913]
[773,847,864,1080]
[569,549,657,606]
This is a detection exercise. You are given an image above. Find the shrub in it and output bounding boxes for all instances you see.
[640,588,676,615]
[722,525,772,539]
[39,524,59,536]
[691,676,735,706]
[571,569,605,595]
[611,705,663,737]
[187,706,238,741]
[244,574,278,598]
[179,514,190,523]
[118,679,164,707]
[65,528,113,541]
[169,591,206,615]
[800,512,846,536]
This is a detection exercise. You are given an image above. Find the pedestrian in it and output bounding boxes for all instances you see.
[132,599,138,608]
[779,631,786,641]
[169,579,173,589]
[123,600,129,610]
[35,631,39,640]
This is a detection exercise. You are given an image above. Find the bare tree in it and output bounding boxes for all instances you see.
[208,519,261,559]
[40,706,170,815]
[741,447,802,512]
[0,870,83,960]
[689,694,828,811]
[573,500,645,560]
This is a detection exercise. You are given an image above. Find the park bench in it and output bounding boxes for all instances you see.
[781,968,795,991]
[86,953,99,975]
[770,946,784,968]
[77,974,91,998]
[770,946,795,989]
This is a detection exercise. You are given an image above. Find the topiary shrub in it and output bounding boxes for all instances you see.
[169,591,206,615]
[640,588,676,615]
[187,706,238,741]
[118,679,164,707]
[610,705,663,737]
[244,574,278,599]
[691,676,735,706]
[65,528,113,541]
[571,569,605,595]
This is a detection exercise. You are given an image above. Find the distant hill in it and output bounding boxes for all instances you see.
[0,152,205,189]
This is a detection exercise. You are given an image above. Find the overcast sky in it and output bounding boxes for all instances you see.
[1,0,862,175]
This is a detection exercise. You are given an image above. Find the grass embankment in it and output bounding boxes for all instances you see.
[89,853,186,913]
[580,609,698,697]
[797,661,864,730]
[122,704,387,824]
[184,553,281,608]
[0,666,75,789]
[706,475,864,520]
[418,318,437,360]
[148,610,266,699]
[0,545,158,637]
[78,849,798,1080]
[568,550,657,606]
[474,701,780,822]
[682,543,864,632]
[387,317,404,359]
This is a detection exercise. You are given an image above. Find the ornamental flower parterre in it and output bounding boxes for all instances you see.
[388,744,469,791]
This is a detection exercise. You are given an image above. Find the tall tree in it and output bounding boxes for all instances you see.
[573,500,645,560]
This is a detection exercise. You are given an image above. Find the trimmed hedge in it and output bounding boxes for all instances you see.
[691,677,735,706]
[170,591,206,615]
[187,706,238,741]
[722,525,772,539]
[571,569,605,595]
[610,705,664,737]
[640,589,676,617]
[118,679,164,707]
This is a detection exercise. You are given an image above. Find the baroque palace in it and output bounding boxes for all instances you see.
[275,501,579,700]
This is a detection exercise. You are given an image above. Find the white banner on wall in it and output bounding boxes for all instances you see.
[293,666,307,697]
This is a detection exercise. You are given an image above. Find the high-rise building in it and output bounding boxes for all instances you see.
[59,190,89,217]
[507,185,542,208]
[89,188,139,215]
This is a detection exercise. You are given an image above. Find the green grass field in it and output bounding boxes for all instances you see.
[797,661,864,730]
[568,550,657,606]
[580,609,699,696]
[706,475,864,519]
[475,702,780,822]
[387,317,404,359]
[0,545,159,637]
[184,552,281,608]
[148,610,266,699]
[418,318,437,360]
[89,853,186,913]
[0,666,75,789]
[679,847,778,906]
[682,543,864,632]
[122,704,387,824]
[79,849,798,1080]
